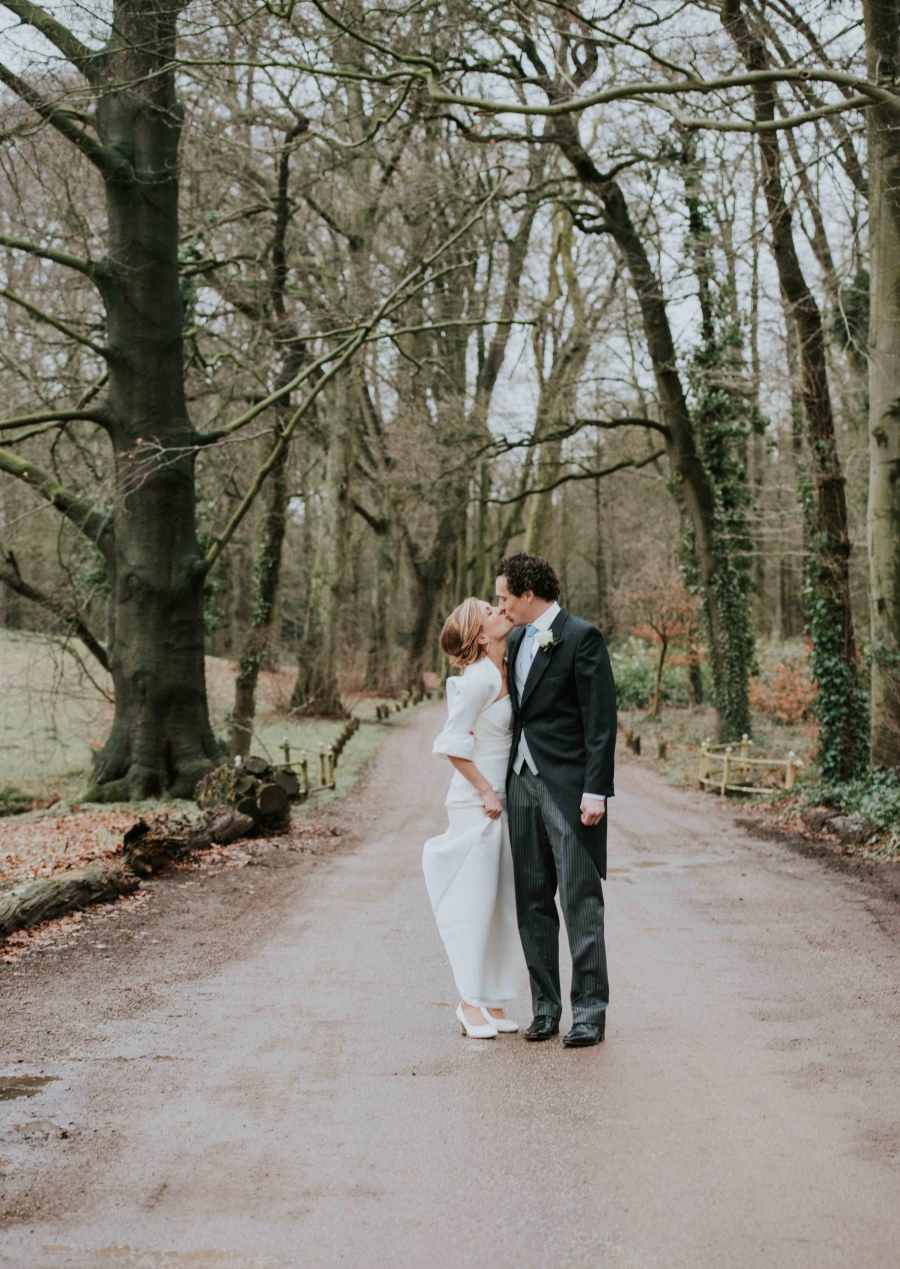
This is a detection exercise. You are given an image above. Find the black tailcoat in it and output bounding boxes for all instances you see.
[506,608,617,878]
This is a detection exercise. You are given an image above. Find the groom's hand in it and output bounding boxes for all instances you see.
[580,795,606,827]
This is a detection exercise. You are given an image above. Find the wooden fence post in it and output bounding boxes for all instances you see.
[785,751,796,790]
[721,747,732,796]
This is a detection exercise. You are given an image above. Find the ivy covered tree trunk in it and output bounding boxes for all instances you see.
[681,142,755,740]
[863,0,900,771]
[723,0,867,781]
[80,0,217,799]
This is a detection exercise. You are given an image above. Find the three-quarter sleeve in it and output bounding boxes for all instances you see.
[432,661,500,762]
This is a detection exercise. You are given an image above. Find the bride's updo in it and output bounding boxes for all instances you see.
[440,597,486,668]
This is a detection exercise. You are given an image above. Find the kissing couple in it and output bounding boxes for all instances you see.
[422,552,617,1048]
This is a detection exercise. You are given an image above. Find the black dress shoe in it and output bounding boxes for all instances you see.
[524,1016,560,1041]
[563,1017,606,1047]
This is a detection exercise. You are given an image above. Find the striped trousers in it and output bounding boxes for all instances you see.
[507,767,609,1025]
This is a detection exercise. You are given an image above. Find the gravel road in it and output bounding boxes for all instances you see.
[2,703,900,1269]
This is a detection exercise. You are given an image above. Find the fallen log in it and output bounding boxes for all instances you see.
[0,808,258,944]
[0,862,139,940]
[122,810,257,876]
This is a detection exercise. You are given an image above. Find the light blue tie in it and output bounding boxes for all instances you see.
[517,623,538,695]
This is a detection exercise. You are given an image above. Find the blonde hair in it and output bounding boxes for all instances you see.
[440,597,487,668]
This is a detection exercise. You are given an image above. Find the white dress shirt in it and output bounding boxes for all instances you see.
[512,602,605,809]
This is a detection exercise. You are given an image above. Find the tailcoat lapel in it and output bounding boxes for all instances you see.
[520,608,569,709]
[507,625,525,712]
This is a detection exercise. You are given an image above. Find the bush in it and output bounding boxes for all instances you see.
[610,638,693,710]
[750,644,815,724]
[816,767,900,830]
[0,785,33,817]
[806,766,900,857]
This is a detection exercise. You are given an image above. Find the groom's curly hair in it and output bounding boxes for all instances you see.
[494,553,561,601]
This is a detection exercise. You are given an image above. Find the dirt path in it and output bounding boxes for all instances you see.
[2,705,900,1269]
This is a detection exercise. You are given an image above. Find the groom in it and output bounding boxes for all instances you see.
[496,553,617,1048]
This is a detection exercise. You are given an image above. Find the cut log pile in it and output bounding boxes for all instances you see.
[195,756,295,830]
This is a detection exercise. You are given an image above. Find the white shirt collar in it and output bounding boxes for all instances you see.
[531,600,560,632]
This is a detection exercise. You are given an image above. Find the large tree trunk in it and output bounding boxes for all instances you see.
[365,518,400,693]
[290,381,352,718]
[524,436,564,556]
[404,505,460,692]
[524,335,590,556]
[863,0,900,770]
[723,0,867,781]
[592,467,611,636]
[524,211,590,557]
[84,2,216,799]
[230,422,289,758]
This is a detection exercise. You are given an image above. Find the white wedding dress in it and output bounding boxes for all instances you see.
[423,657,528,1008]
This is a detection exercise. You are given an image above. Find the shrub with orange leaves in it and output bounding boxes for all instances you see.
[750,645,816,724]
[621,581,702,718]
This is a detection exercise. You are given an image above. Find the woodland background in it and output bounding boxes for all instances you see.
[0,0,897,841]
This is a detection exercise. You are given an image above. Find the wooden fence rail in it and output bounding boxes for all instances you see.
[277,717,363,800]
[698,734,802,795]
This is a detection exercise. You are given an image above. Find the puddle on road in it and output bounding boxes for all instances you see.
[14,1119,64,1136]
[0,1075,58,1101]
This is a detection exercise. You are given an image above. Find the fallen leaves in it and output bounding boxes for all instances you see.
[0,809,136,887]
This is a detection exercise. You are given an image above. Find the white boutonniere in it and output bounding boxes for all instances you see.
[534,630,559,656]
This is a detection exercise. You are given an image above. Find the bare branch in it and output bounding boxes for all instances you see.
[429,67,898,118]
[490,449,667,503]
[0,231,102,283]
[0,1,102,82]
[0,448,109,544]
[0,60,132,183]
[0,287,110,358]
[0,409,107,433]
[201,184,506,573]
[0,550,109,670]
[651,92,871,132]
[353,499,389,534]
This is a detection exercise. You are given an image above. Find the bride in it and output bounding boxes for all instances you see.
[423,597,528,1039]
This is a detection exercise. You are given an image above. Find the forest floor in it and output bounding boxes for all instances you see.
[0,629,416,903]
[2,704,900,1268]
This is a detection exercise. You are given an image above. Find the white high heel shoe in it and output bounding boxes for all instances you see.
[457,1002,497,1038]
[480,1007,519,1033]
